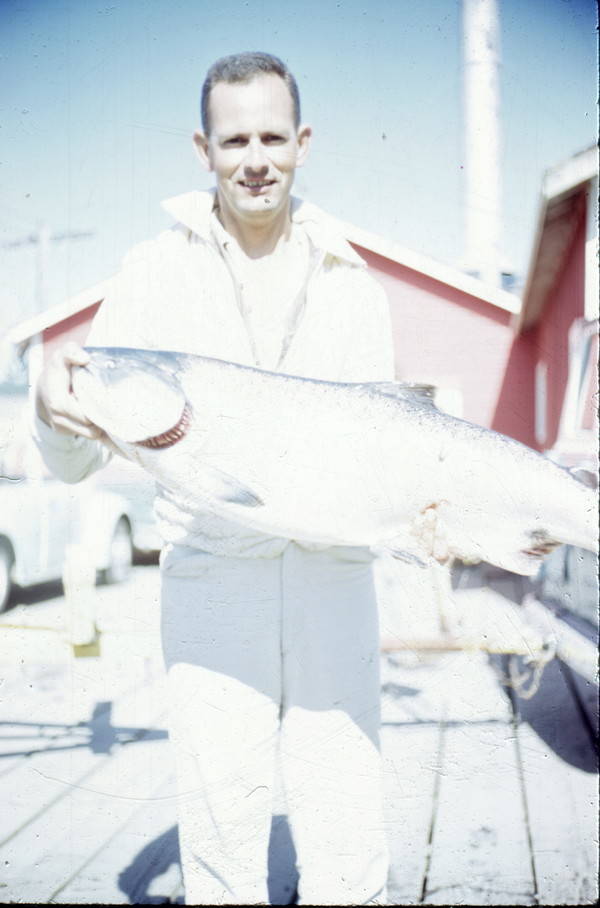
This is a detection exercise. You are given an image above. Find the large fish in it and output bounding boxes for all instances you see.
[72,347,598,576]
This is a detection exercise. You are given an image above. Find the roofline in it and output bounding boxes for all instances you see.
[5,216,523,349]
[5,279,109,346]
[542,145,598,201]
[336,219,521,315]
[515,145,598,333]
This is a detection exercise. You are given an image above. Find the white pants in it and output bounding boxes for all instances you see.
[160,543,388,905]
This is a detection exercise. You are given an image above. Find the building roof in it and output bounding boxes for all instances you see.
[516,145,598,333]
[5,216,521,352]
[337,218,521,314]
[6,278,108,349]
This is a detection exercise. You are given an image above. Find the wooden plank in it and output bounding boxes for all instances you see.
[381,653,448,904]
[510,656,599,906]
[1,619,170,904]
[423,652,536,905]
[0,623,72,662]
[0,659,167,847]
[0,663,80,776]
[49,774,181,905]
[53,771,301,906]
[0,658,159,752]
[1,716,174,903]
[382,722,441,904]
[424,721,535,905]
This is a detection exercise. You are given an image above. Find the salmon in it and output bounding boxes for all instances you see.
[72,347,598,576]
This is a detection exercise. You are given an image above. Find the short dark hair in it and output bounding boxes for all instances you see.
[201,52,301,134]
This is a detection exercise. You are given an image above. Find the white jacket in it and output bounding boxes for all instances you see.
[33,191,395,557]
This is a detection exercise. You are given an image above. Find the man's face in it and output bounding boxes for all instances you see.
[194,74,311,228]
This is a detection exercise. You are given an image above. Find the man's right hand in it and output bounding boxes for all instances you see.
[35,342,105,440]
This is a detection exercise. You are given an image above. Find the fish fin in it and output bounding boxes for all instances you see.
[374,533,433,567]
[203,466,264,508]
[367,381,437,405]
[569,466,598,490]
[375,505,455,566]
[387,548,430,567]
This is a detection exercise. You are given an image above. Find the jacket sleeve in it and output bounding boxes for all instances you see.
[30,410,112,484]
[29,233,170,483]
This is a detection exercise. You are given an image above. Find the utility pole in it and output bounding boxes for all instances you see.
[462,0,503,287]
[2,222,93,313]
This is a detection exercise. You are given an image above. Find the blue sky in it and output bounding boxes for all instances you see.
[1,0,597,339]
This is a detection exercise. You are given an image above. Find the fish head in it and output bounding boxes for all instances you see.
[73,347,190,450]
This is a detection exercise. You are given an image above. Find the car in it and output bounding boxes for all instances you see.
[0,415,138,612]
[0,473,135,613]
[93,456,162,558]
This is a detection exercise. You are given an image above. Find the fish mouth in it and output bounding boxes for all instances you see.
[136,403,191,449]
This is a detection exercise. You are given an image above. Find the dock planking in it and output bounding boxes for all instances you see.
[1,659,172,903]
[1,567,598,906]
[44,776,181,905]
[381,654,444,904]
[382,651,538,906]
[506,655,599,906]
[423,656,535,905]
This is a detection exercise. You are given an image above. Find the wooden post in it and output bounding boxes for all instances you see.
[63,542,101,657]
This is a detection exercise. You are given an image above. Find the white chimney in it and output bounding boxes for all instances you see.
[463,0,503,287]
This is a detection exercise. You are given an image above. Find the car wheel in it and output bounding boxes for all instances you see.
[0,542,14,613]
[102,518,133,584]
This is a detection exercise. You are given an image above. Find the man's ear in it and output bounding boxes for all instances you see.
[295,124,312,168]
[193,131,213,172]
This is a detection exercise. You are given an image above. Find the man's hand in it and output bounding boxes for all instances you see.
[35,342,106,440]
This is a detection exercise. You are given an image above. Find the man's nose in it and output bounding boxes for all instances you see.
[243,139,269,173]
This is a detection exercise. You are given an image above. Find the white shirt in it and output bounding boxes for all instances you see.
[213,216,312,370]
[32,191,395,558]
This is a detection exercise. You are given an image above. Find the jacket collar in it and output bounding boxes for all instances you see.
[161,189,365,266]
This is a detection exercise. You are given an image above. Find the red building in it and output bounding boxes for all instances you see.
[513,146,598,464]
[7,146,598,457]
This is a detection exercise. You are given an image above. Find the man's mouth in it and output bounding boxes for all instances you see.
[239,179,276,193]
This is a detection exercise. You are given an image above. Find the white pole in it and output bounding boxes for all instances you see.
[36,221,51,312]
[463,0,502,287]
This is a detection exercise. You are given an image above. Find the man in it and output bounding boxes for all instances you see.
[34,52,394,905]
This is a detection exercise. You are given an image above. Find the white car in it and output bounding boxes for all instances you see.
[0,475,134,612]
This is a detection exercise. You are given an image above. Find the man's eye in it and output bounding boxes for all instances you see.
[223,137,246,147]
[263,134,285,144]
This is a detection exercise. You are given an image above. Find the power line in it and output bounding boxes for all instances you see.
[1,223,93,313]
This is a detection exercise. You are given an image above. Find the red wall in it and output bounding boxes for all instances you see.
[528,214,586,451]
[42,302,102,364]
[489,333,536,448]
[355,245,532,440]
[38,226,585,455]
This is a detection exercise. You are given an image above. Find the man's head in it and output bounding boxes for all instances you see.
[201,52,301,136]
[193,52,311,237]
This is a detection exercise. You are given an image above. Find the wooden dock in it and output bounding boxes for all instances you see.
[0,565,597,905]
